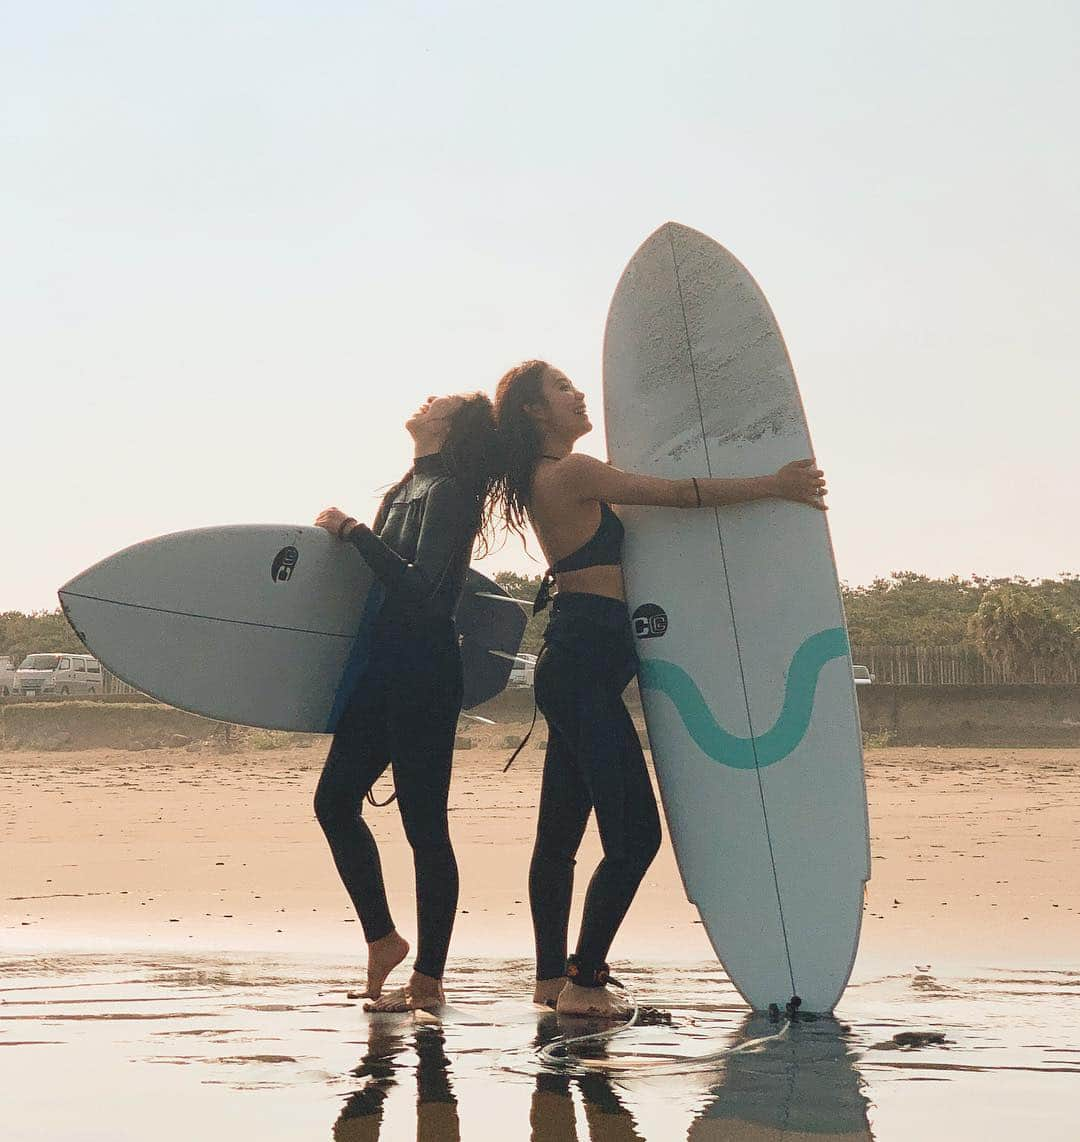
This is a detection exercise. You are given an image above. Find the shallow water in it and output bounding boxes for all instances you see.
[1,953,1076,1141]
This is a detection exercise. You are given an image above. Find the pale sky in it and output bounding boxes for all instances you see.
[3,1,1078,612]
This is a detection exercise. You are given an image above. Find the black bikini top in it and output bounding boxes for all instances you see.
[533,502,625,613]
[550,502,625,573]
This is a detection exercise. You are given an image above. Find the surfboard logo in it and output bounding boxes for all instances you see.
[638,627,849,768]
[632,603,668,639]
[270,546,300,583]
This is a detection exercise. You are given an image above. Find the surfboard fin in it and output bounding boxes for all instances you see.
[474,592,532,610]
[487,649,535,664]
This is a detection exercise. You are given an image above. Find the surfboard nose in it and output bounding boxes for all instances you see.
[58,568,91,599]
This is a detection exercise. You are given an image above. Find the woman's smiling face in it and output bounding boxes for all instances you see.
[531,367,592,441]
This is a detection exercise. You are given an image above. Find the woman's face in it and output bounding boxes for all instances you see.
[406,394,465,439]
[532,368,591,440]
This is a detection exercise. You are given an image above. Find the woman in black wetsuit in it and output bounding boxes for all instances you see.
[493,361,827,1017]
[314,391,499,1014]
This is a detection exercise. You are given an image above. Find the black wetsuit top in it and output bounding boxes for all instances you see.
[347,452,477,625]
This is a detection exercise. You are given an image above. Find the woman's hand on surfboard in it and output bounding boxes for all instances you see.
[771,460,828,510]
[315,507,358,538]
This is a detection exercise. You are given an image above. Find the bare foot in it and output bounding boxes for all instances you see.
[347,930,409,1000]
[555,981,632,1019]
[533,977,567,1008]
[364,972,444,1014]
[363,986,406,1012]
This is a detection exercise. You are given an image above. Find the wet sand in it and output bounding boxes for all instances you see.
[2,742,1079,1140]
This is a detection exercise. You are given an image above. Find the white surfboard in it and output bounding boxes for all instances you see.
[604,223,870,1014]
[59,526,524,732]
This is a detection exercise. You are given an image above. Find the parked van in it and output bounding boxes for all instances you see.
[13,653,103,697]
[509,652,538,688]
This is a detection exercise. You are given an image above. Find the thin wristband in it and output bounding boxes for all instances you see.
[337,516,358,540]
[691,477,702,507]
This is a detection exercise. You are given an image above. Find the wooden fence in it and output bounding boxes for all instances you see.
[851,644,1080,686]
[102,667,140,695]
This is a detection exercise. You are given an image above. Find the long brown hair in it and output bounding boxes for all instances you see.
[374,391,502,558]
[492,359,551,543]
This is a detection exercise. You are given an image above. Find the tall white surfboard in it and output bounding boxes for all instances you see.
[59,526,524,732]
[604,223,870,1013]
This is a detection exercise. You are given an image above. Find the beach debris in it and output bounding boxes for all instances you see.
[635,1006,674,1026]
[871,1030,949,1050]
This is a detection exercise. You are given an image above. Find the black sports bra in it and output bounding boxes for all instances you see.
[533,502,624,613]
[550,502,624,573]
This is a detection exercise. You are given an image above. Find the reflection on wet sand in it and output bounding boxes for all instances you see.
[531,1011,646,1142]
[4,953,1079,1141]
[522,1011,871,1142]
[330,1011,656,1142]
[687,1016,872,1141]
[333,1018,461,1142]
[333,1018,401,1140]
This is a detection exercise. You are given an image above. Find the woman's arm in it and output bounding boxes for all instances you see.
[316,478,475,604]
[548,453,827,511]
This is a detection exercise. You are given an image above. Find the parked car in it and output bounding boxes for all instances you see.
[13,653,104,697]
[0,655,14,696]
[852,665,875,686]
[509,652,538,688]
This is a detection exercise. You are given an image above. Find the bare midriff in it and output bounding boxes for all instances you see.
[552,563,625,602]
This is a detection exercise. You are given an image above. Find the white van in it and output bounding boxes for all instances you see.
[509,652,538,688]
[13,653,104,697]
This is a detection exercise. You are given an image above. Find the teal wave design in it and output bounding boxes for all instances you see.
[638,627,849,769]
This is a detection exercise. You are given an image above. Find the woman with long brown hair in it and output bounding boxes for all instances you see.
[494,360,826,1017]
[314,391,500,1014]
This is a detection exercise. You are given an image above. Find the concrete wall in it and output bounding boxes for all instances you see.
[0,701,226,751]
[5,685,1079,751]
[856,684,1080,747]
[482,684,1080,748]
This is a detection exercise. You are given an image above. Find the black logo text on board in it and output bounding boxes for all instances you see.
[271,546,300,583]
[632,603,668,639]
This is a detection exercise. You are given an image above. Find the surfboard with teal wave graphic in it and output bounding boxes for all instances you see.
[638,627,850,769]
[604,222,870,1015]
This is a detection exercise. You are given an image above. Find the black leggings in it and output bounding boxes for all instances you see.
[530,594,662,982]
[313,617,462,980]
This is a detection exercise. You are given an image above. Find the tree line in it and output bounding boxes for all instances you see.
[842,572,1079,681]
[0,610,84,668]
[4,570,1078,682]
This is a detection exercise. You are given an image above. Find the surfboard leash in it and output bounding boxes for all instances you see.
[535,979,642,1068]
[502,696,538,772]
[533,985,798,1078]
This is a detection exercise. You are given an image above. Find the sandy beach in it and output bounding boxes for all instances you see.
[3,736,1079,1140]
[3,737,1078,963]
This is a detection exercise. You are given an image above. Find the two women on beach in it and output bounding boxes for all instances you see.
[314,363,827,1016]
